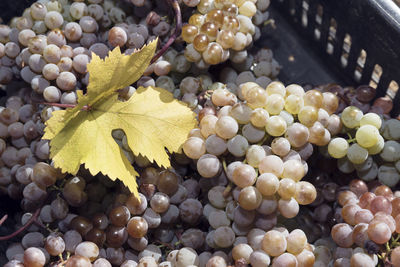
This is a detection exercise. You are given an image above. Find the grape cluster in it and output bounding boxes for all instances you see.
[329,180,400,266]
[0,0,178,104]
[325,104,400,187]
[181,0,270,66]
[183,82,342,221]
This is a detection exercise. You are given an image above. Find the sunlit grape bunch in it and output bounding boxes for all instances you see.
[181,0,270,66]
[182,82,341,222]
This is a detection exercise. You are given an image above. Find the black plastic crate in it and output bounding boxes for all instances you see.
[261,0,400,116]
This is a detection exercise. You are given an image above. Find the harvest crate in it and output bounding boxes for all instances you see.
[260,0,400,116]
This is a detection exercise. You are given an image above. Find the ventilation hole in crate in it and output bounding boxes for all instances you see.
[314,5,323,39]
[301,0,308,27]
[340,34,352,67]
[387,80,399,99]
[316,4,323,25]
[329,18,337,39]
[326,18,337,55]
[353,50,367,82]
[289,0,296,15]
[369,64,383,88]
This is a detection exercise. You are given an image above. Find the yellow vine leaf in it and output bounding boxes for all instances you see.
[43,40,197,198]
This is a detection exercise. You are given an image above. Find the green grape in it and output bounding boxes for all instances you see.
[367,134,385,155]
[284,94,303,115]
[341,106,363,129]
[265,94,284,115]
[356,125,380,148]
[265,115,287,137]
[360,112,382,129]
[328,137,349,158]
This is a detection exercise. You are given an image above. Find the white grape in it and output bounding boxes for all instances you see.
[328,137,349,158]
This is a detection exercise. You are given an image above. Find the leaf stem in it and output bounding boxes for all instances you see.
[150,0,182,63]
[0,208,40,241]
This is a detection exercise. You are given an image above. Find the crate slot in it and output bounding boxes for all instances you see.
[326,18,337,55]
[387,80,399,99]
[313,3,322,40]
[354,49,367,82]
[315,4,323,25]
[340,33,352,67]
[369,64,383,89]
[301,0,308,27]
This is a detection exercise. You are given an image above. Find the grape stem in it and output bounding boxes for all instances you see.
[0,208,40,241]
[0,214,8,226]
[150,0,182,64]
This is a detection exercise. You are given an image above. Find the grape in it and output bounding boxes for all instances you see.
[378,164,400,187]
[43,86,61,102]
[278,197,299,218]
[66,255,91,267]
[265,115,287,137]
[22,232,45,248]
[206,255,227,267]
[381,119,400,140]
[197,154,221,178]
[23,247,46,267]
[142,208,161,229]
[328,138,349,158]
[347,144,368,164]
[44,11,64,29]
[380,141,400,162]
[215,115,239,139]
[232,163,256,188]
[232,243,253,263]
[157,170,179,196]
[109,205,130,227]
[285,123,309,148]
[213,226,235,248]
[246,145,266,167]
[175,247,199,267]
[238,186,262,210]
[298,106,318,127]
[150,192,170,213]
[356,125,380,148]
[277,178,296,199]
[200,115,218,138]
[93,258,112,267]
[272,253,298,267]
[179,198,203,225]
[262,230,287,256]
[64,22,83,42]
[208,186,230,209]
[256,173,279,196]
[259,155,284,177]
[205,134,227,156]
[75,241,99,262]
[64,230,82,253]
[227,135,249,157]
[341,106,363,128]
[331,223,353,247]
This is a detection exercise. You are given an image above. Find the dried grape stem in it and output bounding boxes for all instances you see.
[150,0,182,63]
[0,208,40,241]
